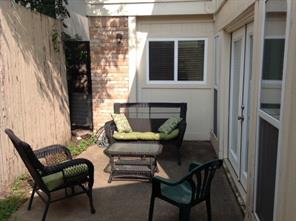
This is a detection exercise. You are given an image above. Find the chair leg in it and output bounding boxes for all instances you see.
[177,147,182,165]
[148,195,155,221]
[27,184,36,210]
[42,195,51,221]
[206,198,212,221]
[179,207,191,221]
[88,187,96,214]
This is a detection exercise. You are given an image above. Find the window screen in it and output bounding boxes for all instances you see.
[178,41,205,81]
[263,39,285,80]
[149,41,174,81]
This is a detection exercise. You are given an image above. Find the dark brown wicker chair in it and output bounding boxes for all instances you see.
[5,129,96,221]
[148,159,223,221]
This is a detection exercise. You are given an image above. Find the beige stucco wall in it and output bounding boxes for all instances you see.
[211,0,257,156]
[0,2,71,189]
[210,0,258,210]
[136,16,214,140]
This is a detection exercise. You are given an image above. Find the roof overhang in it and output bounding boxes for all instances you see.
[85,0,215,16]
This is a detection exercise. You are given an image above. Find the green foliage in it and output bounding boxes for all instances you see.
[14,0,70,22]
[0,175,30,221]
[14,0,71,53]
[0,195,26,221]
[11,175,30,194]
[52,28,61,53]
[67,135,96,157]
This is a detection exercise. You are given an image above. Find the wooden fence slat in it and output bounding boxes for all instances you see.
[0,1,71,190]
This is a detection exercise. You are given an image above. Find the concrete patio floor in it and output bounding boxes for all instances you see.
[11,141,244,221]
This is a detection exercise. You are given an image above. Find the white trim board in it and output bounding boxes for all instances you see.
[86,1,215,16]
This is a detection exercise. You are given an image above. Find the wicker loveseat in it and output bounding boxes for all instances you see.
[104,103,187,164]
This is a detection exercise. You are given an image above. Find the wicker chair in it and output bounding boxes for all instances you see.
[5,129,96,221]
[148,159,223,221]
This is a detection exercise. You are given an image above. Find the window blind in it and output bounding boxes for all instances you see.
[178,41,205,81]
[149,41,174,81]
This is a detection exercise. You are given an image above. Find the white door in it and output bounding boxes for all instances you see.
[229,24,253,190]
[229,27,245,175]
[240,23,253,189]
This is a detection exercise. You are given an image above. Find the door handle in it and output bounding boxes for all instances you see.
[238,116,244,121]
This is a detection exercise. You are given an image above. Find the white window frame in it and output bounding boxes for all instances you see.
[146,38,208,85]
[213,34,220,139]
[214,35,220,89]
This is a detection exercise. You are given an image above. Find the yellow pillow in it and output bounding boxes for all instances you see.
[111,113,133,133]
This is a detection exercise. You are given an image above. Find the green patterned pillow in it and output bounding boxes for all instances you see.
[63,164,88,177]
[111,113,133,133]
[158,116,182,134]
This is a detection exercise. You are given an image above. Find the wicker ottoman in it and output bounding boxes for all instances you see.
[105,143,163,183]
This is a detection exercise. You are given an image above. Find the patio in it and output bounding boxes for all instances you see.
[10,141,243,221]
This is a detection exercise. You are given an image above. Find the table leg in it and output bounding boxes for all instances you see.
[150,157,154,178]
[108,155,115,183]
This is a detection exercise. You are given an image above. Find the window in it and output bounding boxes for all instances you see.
[148,39,207,83]
[263,38,285,80]
[260,38,285,120]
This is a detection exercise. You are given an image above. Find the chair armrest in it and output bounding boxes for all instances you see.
[34,144,72,160]
[188,162,202,172]
[176,119,187,146]
[152,176,178,186]
[104,120,117,144]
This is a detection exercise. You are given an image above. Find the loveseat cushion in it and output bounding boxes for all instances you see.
[113,129,179,141]
[158,116,182,134]
[137,132,160,140]
[111,113,133,133]
[112,132,140,140]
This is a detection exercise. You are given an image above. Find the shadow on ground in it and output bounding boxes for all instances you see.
[11,141,244,221]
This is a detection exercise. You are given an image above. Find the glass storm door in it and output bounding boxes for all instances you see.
[229,24,253,190]
[255,0,287,220]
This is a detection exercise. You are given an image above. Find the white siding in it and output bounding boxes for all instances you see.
[136,16,214,140]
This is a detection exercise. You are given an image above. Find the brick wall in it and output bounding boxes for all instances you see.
[89,17,129,129]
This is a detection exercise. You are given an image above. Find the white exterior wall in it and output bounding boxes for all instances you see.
[136,16,214,140]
